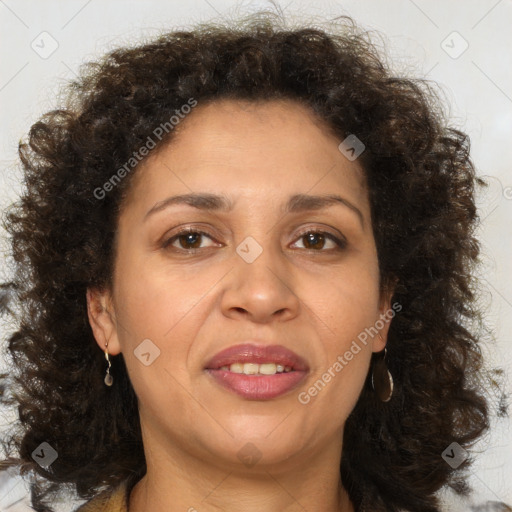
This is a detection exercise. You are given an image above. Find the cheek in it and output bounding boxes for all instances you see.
[295,319,373,440]
[113,249,221,340]
[112,273,205,420]
[313,257,381,334]
[300,262,379,411]
[111,255,227,395]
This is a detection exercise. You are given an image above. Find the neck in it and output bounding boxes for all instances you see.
[128,429,354,512]
[129,472,354,512]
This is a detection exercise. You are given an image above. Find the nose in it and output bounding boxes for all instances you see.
[220,243,300,324]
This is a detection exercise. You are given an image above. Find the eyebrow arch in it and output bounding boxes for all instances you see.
[144,193,234,220]
[285,193,364,228]
[144,192,364,228]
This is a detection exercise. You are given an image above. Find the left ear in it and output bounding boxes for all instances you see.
[373,276,398,353]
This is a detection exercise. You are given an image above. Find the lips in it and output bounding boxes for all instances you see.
[204,343,309,400]
[205,343,309,372]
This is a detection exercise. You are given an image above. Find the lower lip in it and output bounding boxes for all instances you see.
[205,369,307,400]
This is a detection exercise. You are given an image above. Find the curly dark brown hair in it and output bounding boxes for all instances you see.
[0,12,508,512]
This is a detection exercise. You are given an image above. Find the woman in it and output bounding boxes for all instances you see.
[0,12,508,512]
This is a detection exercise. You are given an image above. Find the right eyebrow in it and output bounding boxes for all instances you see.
[144,193,234,221]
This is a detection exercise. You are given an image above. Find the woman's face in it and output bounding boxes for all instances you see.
[88,99,392,472]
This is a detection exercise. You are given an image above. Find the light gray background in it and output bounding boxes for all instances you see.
[0,0,511,510]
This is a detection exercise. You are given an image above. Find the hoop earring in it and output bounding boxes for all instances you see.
[104,341,113,387]
[371,337,393,402]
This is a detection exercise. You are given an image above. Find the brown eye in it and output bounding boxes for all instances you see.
[176,232,203,249]
[292,230,346,251]
[163,229,217,251]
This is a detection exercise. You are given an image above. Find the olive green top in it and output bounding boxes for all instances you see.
[74,479,131,512]
[73,477,382,511]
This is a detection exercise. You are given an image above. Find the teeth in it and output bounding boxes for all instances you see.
[222,363,293,375]
[229,363,244,373]
[259,363,277,375]
[244,363,259,375]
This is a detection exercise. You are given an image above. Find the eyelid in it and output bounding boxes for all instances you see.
[161,227,221,250]
[161,223,347,252]
[291,227,347,250]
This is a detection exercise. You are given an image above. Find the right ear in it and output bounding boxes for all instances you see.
[86,287,122,355]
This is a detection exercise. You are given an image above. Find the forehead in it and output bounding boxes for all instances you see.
[124,98,368,212]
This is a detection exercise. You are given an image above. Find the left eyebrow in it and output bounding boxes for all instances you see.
[284,193,364,229]
[144,192,364,229]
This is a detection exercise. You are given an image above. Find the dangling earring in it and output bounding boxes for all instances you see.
[371,335,393,402]
[104,341,113,386]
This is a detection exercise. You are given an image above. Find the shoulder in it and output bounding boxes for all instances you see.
[73,479,131,512]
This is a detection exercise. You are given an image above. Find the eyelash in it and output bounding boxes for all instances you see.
[161,227,347,253]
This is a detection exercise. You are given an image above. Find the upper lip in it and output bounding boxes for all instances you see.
[205,343,309,371]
